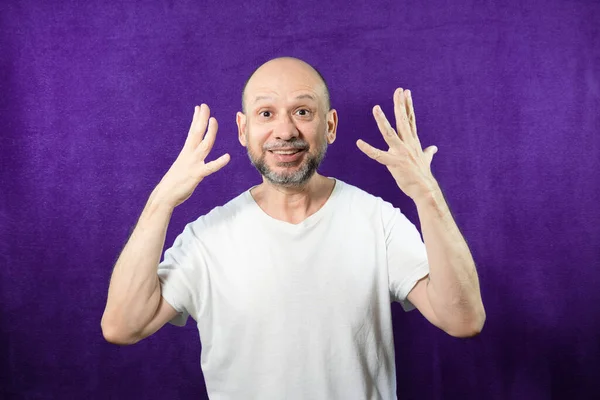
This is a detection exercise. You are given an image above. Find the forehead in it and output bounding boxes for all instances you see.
[244,61,327,106]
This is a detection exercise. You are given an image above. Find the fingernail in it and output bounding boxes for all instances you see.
[407,90,411,98]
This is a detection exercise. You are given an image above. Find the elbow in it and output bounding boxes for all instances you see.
[101,316,139,346]
[445,306,486,338]
[447,321,484,338]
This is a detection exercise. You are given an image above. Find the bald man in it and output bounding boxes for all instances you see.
[102,57,485,400]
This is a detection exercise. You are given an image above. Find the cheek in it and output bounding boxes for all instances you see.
[246,125,270,150]
[312,120,329,143]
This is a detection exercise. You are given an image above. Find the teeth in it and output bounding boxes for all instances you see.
[272,150,299,155]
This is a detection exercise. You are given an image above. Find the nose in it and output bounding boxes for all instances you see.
[273,113,299,141]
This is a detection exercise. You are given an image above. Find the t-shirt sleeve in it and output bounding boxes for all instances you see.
[382,201,430,311]
[157,221,204,327]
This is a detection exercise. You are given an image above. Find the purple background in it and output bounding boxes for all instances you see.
[1,0,599,399]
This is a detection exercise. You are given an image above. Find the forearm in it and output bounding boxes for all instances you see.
[102,187,174,337]
[414,185,485,333]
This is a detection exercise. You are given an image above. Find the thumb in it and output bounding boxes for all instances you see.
[423,145,438,164]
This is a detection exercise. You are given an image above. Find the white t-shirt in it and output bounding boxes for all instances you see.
[157,179,429,400]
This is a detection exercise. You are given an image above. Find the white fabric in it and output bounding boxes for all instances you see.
[157,179,429,400]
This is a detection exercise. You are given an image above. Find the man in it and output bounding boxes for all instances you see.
[101,57,485,399]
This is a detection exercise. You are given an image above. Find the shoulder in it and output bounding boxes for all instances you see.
[186,189,256,238]
[334,179,405,232]
[335,179,397,213]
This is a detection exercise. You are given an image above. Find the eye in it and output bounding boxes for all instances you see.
[259,110,272,118]
[295,109,311,117]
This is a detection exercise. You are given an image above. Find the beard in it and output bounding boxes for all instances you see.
[246,132,328,187]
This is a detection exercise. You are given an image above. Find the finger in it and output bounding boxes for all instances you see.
[393,88,412,141]
[184,106,201,147]
[202,153,231,176]
[356,139,395,165]
[185,104,210,149]
[405,90,418,139]
[194,117,218,158]
[423,145,438,165]
[372,105,402,149]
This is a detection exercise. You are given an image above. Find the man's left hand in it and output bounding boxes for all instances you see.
[357,88,440,202]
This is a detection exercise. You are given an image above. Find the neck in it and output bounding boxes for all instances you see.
[250,174,335,224]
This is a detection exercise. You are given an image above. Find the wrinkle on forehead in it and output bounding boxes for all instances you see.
[242,58,329,112]
[251,89,320,107]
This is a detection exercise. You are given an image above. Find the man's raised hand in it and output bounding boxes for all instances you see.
[356,88,439,203]
[155,104,230,208]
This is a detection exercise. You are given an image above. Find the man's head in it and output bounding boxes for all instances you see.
[236,57,338,187]
[241,59,331,113]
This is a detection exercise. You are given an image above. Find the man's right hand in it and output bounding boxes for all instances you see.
[154,104,231,208]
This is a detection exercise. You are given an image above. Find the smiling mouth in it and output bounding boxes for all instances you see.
[269,149,304,155]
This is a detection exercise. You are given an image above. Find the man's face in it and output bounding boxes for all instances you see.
[237,60,337,187]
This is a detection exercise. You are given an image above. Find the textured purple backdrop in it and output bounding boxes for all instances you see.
[1,0,599,399]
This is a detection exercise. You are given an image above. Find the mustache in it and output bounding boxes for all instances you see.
[263,139,309,151]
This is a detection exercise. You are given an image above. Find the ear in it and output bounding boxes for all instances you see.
[236,112,247,147]
[326,109,338,144]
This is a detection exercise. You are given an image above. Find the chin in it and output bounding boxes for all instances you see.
[263,165,316,187]
[248,147,323,187]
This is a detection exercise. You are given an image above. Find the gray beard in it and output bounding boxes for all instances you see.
[247,135,328,187]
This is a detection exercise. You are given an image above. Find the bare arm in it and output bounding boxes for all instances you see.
[101,104,230,345]
[100,191,177,345]
[410,187,485,337]
[358,88,485,337]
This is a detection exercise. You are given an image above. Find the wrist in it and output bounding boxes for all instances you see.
[147,187,177,215]
[410,178,442,206]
